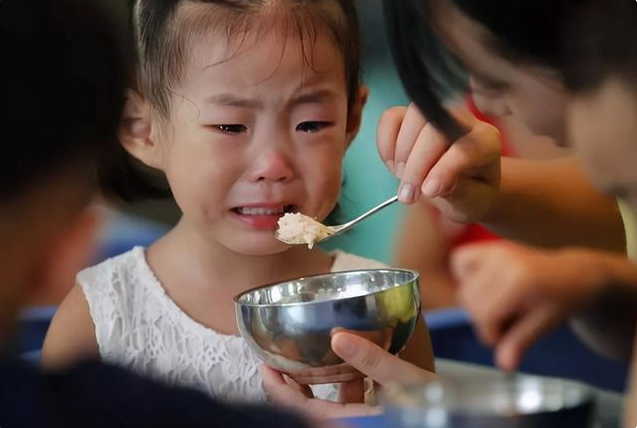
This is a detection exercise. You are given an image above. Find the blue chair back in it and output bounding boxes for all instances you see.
[16,306,56,362]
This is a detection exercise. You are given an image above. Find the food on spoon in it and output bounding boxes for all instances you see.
[276,213,332,249]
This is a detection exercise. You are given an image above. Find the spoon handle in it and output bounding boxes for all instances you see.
[339,195,399,232]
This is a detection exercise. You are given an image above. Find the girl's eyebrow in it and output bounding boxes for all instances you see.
[204,94,262,108]
[289,89,339,107]
[203,89,339,109]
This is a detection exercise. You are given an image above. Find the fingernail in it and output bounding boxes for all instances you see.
[395,162,405,179]
[399,183,415,203]
[332,333,356,359]
[385,160,395,174]
[422,178,441,197]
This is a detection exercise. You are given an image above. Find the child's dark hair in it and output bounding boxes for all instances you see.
[383,0,576,139]
[1,0,128,201]
[563,0,637,95]
[101,0,361,202]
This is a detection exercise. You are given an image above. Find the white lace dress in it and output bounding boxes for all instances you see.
[78,246,388,403]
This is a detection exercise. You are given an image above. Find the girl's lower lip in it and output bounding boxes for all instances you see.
[231,211,283,230]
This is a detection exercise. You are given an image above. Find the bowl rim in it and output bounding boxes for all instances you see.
[233,268,420,307]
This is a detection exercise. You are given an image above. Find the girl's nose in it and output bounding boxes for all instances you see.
[249,150,294,183]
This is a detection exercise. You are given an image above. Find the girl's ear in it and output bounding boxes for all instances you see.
[119,89,164,169]
[345,85,369,147]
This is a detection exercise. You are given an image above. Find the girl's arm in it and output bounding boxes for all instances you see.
[41,284,99,369]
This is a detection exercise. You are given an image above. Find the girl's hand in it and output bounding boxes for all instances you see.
[261,332,436,420]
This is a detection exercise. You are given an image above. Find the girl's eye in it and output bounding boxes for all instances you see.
[296,121,332,133]
[213,124,247,134]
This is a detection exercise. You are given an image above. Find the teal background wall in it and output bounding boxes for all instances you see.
[322,0,409,264]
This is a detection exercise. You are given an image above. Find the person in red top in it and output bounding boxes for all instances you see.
[392,97,508,309]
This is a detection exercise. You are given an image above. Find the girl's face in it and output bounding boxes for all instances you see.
[149,26,358,256]
[433,2,568,143]
[568,79,637,211]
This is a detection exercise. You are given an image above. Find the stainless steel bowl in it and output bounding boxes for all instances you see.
[383,375,596,428]
[234,269,421,379]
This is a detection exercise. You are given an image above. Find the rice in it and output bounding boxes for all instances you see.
[276,213,332,249]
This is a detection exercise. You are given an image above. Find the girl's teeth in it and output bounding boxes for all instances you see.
[238,207,285,215]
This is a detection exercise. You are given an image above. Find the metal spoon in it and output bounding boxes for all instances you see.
[275,195,399,247]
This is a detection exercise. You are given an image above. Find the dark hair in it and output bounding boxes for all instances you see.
[134,0,360,114]
[383,0,575,139]
[563,0,637,94]
[101,0,361,202]
[1,0,127,200]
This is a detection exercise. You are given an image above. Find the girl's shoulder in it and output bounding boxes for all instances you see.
[75,246,163,360]
[76,246,161,314]
[77,246,149,288]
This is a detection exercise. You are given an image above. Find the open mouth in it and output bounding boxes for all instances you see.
[231,205,297,216]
